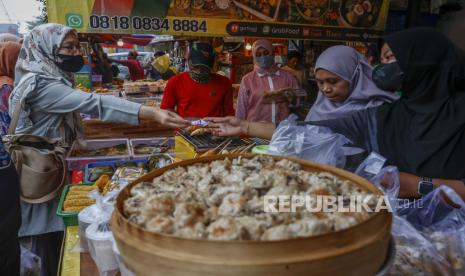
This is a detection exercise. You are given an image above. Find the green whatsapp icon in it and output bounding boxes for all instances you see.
[66,13,83,28]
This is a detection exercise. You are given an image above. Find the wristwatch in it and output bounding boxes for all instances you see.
[417,177,435,196]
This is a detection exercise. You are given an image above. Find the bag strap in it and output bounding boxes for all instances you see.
[8,73,36,135]
[8,98,22,135]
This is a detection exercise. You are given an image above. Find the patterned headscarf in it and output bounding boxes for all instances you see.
[14,23,76,86]
[9,23,81,142]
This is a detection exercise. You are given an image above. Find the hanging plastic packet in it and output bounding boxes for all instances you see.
[354,152,386,180]
[354,152,401,213]
[190,119,209,127]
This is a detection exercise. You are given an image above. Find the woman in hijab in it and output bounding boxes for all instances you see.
[207,45,398,140]
[306,45,398,121]
[0,41,21,135]
[236,39,299,124]
[9,23,189,276]
[308,28,465,199]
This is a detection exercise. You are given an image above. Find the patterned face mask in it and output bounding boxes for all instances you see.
[189,64,212,84]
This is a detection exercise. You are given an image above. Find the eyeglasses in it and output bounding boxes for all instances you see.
[59,44,82,51]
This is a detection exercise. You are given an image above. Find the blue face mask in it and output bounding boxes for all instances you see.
[255,55,274,69]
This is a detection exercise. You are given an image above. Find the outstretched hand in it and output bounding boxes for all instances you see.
[154,109,191,128]
[204,116,246,137]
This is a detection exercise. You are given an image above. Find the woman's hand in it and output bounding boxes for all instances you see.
[204,116,246,137]
[139,106,190,128]
[153,108,191,128]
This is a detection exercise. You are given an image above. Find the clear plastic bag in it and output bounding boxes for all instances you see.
[355,152,400,213]
[389,216,452,276]
[429,227,465,275]
[268,117,349,168]
[20,246,41,276]
[397,186,465,232]
[396,186,465,275]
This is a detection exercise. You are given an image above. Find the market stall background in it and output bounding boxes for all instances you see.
[47,0,389,42]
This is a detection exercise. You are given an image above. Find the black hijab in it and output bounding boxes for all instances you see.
[376,28,465,179]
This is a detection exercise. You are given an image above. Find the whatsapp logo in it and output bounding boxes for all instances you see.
[66,14,83,28]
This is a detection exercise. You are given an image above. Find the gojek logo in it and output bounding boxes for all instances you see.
[66,14,83,28]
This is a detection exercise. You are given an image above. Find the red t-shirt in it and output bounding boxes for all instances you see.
[160,72,235,118]
[116,59,145,81]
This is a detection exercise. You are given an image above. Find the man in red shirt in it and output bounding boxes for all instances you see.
[161,42,234,118]
[109,50,145,81]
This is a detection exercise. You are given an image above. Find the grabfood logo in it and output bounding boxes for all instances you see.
[66,14,83,28]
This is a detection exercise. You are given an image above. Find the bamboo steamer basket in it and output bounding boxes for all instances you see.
[113,154,392,276]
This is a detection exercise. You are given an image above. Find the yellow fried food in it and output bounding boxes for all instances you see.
[190,128,208,136]
[64,198,96,208]
[186,125,200,133]
[69,185,96,192]
[64,194,91,199]
[95,175,110,193]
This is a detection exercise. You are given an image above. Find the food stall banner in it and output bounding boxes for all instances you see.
[48,0,389,42]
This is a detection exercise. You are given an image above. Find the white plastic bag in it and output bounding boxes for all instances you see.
[268,117,349,168]
[20,246,41,276]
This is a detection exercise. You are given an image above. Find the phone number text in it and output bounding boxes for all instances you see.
[89,15,207,33]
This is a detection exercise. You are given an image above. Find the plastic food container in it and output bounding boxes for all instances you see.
[129,137,174,159]
[56,183,95,227]
[84,161,117,183]
[66,139,130,171]
[86,222,119,275]
[252,145,270,154]
[112,239,135,276]
[78,204,101,252]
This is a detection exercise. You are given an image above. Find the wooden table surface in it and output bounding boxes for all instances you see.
[80,253,100,275]
[82,119,174,139]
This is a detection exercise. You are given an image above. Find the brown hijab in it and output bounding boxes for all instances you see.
[0,41,21,86]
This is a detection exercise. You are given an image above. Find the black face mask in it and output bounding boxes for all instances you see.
[372,62,404,92]
[55,54,84,72]
[189,65,211,84]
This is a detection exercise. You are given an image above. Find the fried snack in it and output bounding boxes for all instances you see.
[64,198,96,208]
[95,175,111,194]
[190,128,209,136]
[186,125,201,133]
[64,194,92,200]
[69,185,96,192]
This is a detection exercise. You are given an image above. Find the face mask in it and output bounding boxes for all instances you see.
[255,55,274,69]
[372,62,404,92]
[189,65,211,84]
[55,54,84,72]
